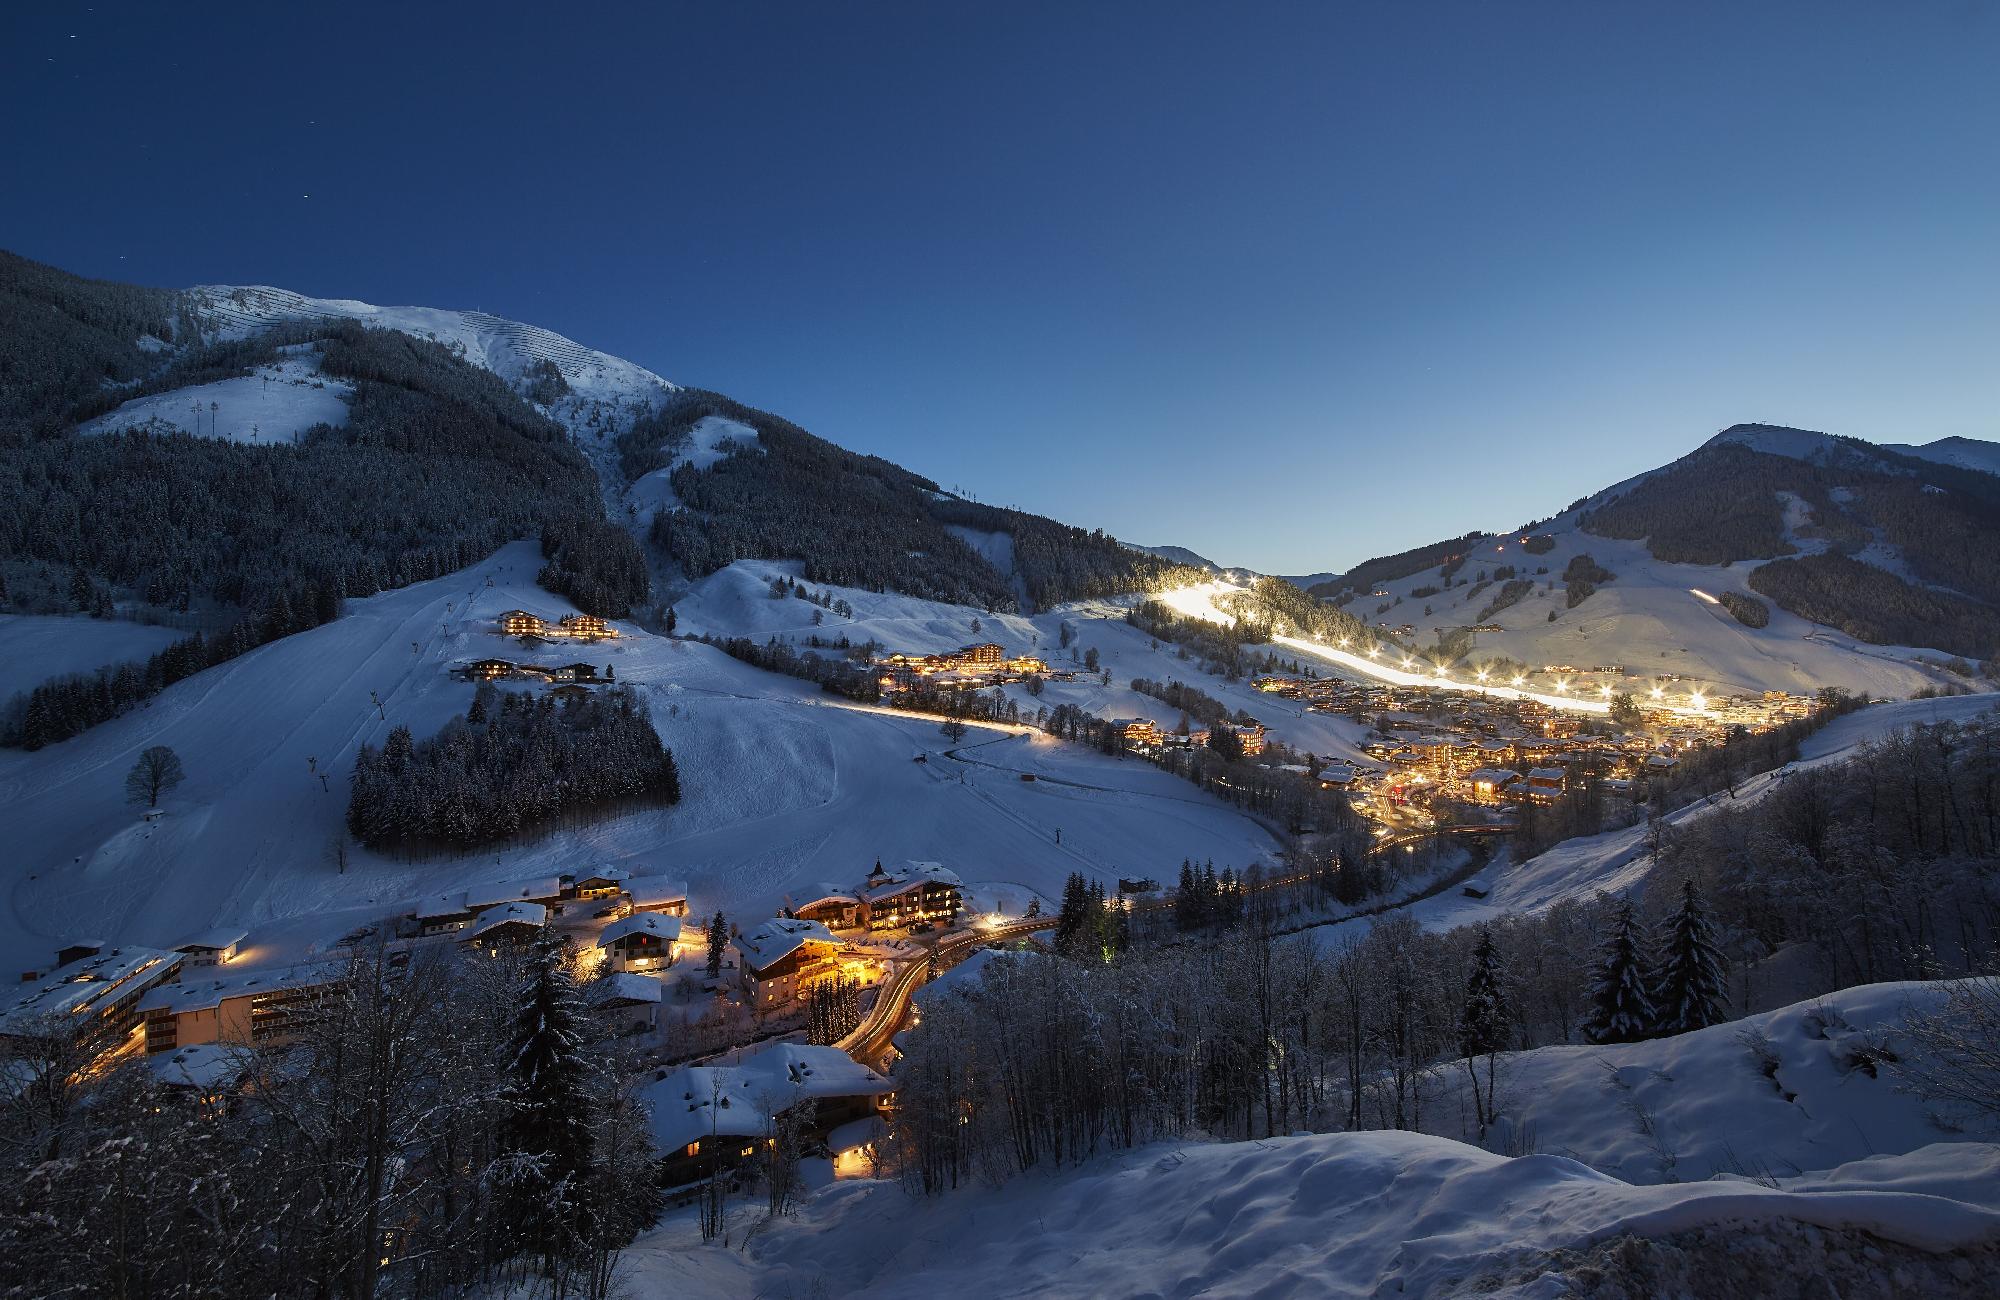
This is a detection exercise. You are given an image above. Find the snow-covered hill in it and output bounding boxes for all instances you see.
[1303,423,2000,696]
[0,544,1278,974]
[625,981,2000,1297]
[628,1130,1997,1298]
[1887,435,2000,478]
[77,345,351,444]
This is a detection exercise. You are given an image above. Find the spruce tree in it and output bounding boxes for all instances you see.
[705,911,727,979]
[1054,872,1092,952]
[497,928,597,1278]
[1583,900,1655,1044]
[1650,880,1729,1035]
[1458,928,1509,1131]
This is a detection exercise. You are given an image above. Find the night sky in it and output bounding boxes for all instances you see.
[6,2,1997,574]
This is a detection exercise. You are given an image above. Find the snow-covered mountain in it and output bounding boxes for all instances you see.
[185,283,679,416]
[1305,423,2000,695]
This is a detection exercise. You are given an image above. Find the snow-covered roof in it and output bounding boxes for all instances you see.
[1466,767,1521,786]
[463,902,547,941]
[643,1043,891,1152]
[1528,767,1567,782]
[625,876,689,907]
[414,891,471,920]
[137,962,342,1017]
[174,927,249,954]
[1,947,183,1034]
[149,1042,252,1092]
[599,913,683,948]
[1316,765,1358,783]
[571,865,628,885]
[863,861,963,904]
[734,918,836,974]
[465,876,562,909]
[590,972,664,1006]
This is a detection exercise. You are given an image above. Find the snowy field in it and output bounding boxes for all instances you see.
[76,347,352,445]
[673,563,1380,765]
[0,614,188,707]
[0,543,1277,974]
[620,980,2000,1298]
[623,1129,1998,1298]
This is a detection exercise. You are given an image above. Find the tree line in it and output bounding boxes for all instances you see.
[346,685,681,851]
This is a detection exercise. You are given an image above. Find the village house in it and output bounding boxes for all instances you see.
[624,877,690,917]
[642,1043,894,1188]
[1525,767,1568,802]
[860,861,964,931]
[1113,717,1162,751]
[588,971,664,1034]
[498,609,548,637]
[173,928,248,968]
[1,945,185,1060]
[558,613,614,639]
[598,913,683,973]
[791,889,864,931]
[139,963,342,1056]
[458,657,518,681]
[1465,767,1522,802]
[460,903,547,955]
[733,918,839,1008]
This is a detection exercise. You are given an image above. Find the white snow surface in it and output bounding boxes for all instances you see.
[76,347,351,445]
[623,1127,1999,1298]
[1442,980,2000,1184]
[1323,511,1962,697]
[0,543,1276,973]
[0,615,187,707]
[1886,435,2000,477]
[620,415,760,520]
[186,284,678,409]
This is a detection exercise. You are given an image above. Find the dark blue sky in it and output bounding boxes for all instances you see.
[7,3,1997,574]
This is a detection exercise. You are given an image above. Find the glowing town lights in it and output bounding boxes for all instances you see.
[1650,686,1665,700]
[1555,679,1570,693]
[1476,669,1490,682]
[1401,657,1415,670]
[1689,691,1708,711]
[1511,676,1526,688]
[1433,664,1448,679]
[1338,638,1350,648]
[1599,684,1613,698]
[1366,646,1381,659]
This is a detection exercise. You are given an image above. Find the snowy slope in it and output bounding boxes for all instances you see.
[0,615,187,707]
[623,1126,2000,1298]
[76,346,351,444]
[186,284,677,410]
[184,283,681,506]
[618,414,761,522]
[1440,980,1999,1184]
[672,562,1379,763]
[1325,504,1958,698]
[0,544,1277,973]
[1886,435,2000,477]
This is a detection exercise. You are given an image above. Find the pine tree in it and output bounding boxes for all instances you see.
[1650,880,1729,1036]
[1584,900,1655,1044]
[497,928,597,1280]
[705,911,728,979]
[1458,928,1509,1132]
[1054,872,1092,952]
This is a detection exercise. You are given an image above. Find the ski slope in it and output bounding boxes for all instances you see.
[76,346,352,445]
[0,544,1277,974]
[673,562,1380,763]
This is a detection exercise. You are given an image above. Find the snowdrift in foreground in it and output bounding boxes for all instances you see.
[1439,981,1999,1185]
[625,1129,2000,1299]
